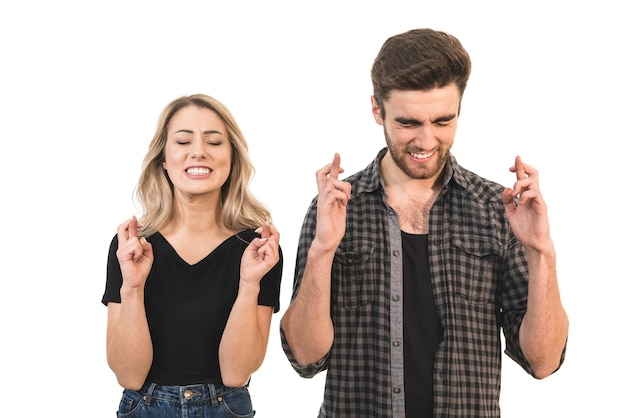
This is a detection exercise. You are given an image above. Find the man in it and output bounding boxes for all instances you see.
[280,28,568,417]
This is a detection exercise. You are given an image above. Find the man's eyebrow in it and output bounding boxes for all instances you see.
[433,114,457,123]
[394,114,457,125]
[395,116,422,125]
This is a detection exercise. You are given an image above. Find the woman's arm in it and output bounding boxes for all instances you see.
[219,223,280,387]
[106,216,154,390]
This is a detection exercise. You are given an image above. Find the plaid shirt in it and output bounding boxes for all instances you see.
[281,148,565,417]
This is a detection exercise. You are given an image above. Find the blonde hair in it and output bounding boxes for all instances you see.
[135,94,271,236]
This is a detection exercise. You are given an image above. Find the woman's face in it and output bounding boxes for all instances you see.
[163,105,232,200]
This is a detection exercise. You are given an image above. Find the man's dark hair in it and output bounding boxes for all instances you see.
[371,28,472,117]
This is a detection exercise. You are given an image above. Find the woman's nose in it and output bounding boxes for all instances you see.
[190,139,206,158]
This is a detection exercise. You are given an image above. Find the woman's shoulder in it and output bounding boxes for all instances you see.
[232,228,259,245]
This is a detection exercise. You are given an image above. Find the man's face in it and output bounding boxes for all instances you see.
[372,85,460,182]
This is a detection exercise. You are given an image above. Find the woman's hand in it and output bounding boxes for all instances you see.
[116,216,154,289]
[240,222,280,285]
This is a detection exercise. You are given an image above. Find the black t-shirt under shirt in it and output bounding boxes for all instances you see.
[102,229,282,386]
[402,232,443,417]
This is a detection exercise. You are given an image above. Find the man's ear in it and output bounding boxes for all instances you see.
[371,95,384,125]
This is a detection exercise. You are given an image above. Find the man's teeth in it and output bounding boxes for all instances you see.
[411,151,434,159]
[187,167,210,175]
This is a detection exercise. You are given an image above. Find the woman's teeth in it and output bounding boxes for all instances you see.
[187,167,210,175]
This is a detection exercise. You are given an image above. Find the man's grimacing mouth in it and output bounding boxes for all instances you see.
[410,151,435,159]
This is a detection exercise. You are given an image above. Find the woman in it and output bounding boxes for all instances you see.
[102,94,282,417]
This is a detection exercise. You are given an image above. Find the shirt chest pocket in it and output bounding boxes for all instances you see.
[449,234,503,304]
[333,242,376,309]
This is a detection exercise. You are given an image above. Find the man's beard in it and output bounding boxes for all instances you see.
[384,126,449,180]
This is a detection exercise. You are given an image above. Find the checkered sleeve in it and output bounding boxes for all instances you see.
[279,197,331,378]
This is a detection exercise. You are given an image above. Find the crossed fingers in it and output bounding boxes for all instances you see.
[509,156,540,205]
[316,153,351,206]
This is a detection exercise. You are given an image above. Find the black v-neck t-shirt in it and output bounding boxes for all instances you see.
[402,232,443,416]
[102,229,282,385]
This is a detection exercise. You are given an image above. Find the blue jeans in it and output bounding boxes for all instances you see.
[116,382,255,417]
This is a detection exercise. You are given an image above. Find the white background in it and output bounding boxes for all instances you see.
[1,1,623,417]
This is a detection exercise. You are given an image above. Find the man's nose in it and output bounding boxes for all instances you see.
[413,124,435,147]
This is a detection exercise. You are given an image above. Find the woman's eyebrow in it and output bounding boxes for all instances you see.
[174,129,223,134]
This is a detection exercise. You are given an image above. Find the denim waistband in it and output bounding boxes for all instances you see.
[140,382,245,407]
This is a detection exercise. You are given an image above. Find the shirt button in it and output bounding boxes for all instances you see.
[393,250,400,257]
[184,390,193,399]
[393,387,402,394]
[392,339,401,348]
[392,295,400,302]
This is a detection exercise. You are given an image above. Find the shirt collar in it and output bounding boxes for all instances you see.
[357,147,471,193]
